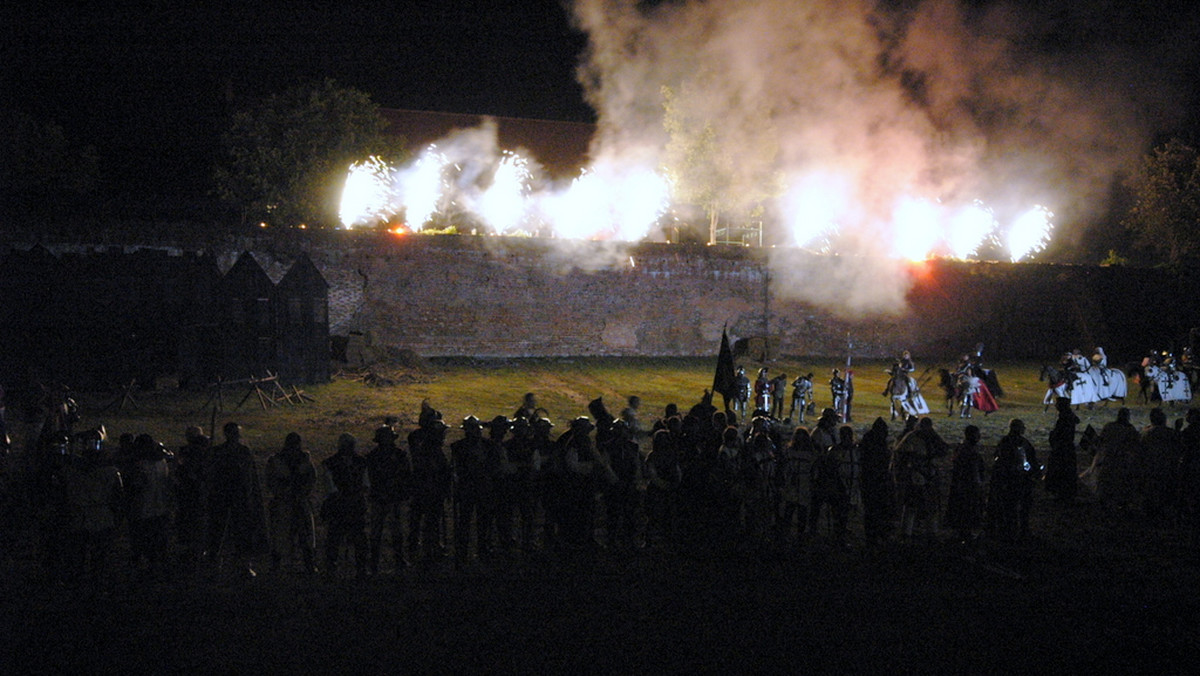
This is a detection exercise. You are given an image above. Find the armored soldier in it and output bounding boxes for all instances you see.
[733,367,750,419]
[830,369,847,421]
[790,373,814,423]
[754,368,773,414]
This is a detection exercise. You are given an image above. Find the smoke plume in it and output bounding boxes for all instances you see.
[569,0,1194,315]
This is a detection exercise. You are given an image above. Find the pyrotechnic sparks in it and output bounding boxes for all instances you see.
[891,197,941,262]
[476,151,531,234]
[339,156,394,228]
[780,173,851,249]
[1007,205,1054,262]
[395,146,449,231]
[541,163,669,240]
[947,201,997,260]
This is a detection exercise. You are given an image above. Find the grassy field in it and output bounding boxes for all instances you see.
[63,357,1167,460]
[5,357,1198,672]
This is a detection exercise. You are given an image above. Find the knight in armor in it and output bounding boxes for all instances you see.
[830,370,847,423]
[898,350,916,376]
[790,373,814,422]
[1070,349,1090,374]
[1092,347,1111,386]
[753,367,773,415]
[733,367,750,419]
[987,419,1040,541]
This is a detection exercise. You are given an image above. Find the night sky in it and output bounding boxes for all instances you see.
[4,1,1199,228]
[2,1,591,203]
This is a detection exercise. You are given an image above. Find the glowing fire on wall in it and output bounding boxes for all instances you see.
[339,138,1054,263]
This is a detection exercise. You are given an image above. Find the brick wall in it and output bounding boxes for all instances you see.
[13,232,1197,362]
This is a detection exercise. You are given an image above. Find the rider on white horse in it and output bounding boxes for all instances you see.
[1092,347,1111,386]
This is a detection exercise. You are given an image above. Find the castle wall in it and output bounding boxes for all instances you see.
[9,232,1197,365]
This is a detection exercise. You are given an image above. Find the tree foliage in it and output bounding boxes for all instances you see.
[1122,138,1200,266]
[214,79,402,227]
[660,84,781,244]
[0,109,100,221]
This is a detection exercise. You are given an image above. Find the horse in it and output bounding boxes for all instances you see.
[1144,365,1192,405]
[940,368,999,418]
[938,369,959,417]
[883,368,929,420]
[1040,364,1125,410]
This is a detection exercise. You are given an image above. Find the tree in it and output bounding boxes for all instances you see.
[214,79,402,228]
[0,109,100,223]
[660,85,782,245]
[1122,138,1200,267]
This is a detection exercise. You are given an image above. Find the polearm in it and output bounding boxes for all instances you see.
[843,333,854,422]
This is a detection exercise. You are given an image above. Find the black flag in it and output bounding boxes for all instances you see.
[712,327,737,408]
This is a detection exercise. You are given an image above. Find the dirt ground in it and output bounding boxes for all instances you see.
[2,485,1197,673]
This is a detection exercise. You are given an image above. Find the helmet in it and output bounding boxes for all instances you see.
[489,415,511,431]
[461,415,483,430]
[570,417,595,432]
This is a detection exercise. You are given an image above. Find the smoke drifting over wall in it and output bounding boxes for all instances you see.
[569,0,1194,316]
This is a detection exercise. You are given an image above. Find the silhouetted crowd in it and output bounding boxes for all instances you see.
[2,385,1199,590]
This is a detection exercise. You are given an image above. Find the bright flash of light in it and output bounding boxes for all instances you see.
[947,201,996,259]
[395,145,449,230]
[339,156,394,228]
[541,163,669,240]
[891,197,941,262]
[780,173,851,248]
[476,151,530,234]
[1007,205,1054,262]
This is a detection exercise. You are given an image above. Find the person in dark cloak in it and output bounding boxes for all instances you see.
[321,432,369,578]
[206,422,267,579]
[1044,397,1080,502]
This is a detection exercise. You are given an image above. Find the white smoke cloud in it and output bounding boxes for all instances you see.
[567,0,1191,315]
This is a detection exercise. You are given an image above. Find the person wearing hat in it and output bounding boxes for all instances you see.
[530,417,560,548]
[486,415,519,552]
[407,412,450,562]
[451,415,495,567]
[366,424,411,574]
[265,432,317,574]
[509,416,543,552]
[561,416,600,549]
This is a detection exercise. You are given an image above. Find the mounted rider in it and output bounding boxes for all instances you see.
[1091,347,1111,386]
